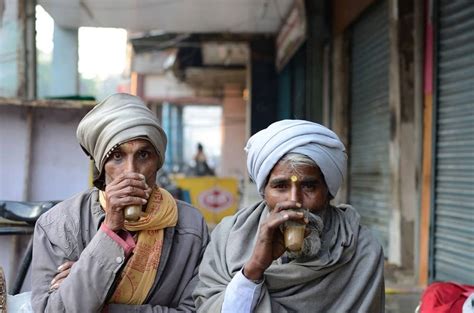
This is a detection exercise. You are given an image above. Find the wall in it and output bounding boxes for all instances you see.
[0,104,91,291]
[330,34,349,205]
[0,0,21,97]
[330,0,419,269]
[29,107,91,200]
[332,0,377,34]
[50,25,79,97]
[220,84,247,178]
[144,72,195,100]
[0,105,91,201]
[0,106,29,200]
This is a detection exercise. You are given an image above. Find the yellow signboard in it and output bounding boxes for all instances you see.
[173,177,239,227]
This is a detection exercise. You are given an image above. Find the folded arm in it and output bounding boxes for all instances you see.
[31,222,131,313]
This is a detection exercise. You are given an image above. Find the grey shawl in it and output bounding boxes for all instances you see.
[193,202,385,313]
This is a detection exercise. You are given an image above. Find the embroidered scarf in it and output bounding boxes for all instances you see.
[99,187,178,304]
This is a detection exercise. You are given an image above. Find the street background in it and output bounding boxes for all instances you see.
[1,0,473,311]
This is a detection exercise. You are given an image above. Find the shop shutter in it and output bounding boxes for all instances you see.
[278,65,292,119]
[349,0,390,252]
[431,0,474,284]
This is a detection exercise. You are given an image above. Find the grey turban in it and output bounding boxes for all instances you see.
[76,93,167,173]
[245,119,347,197]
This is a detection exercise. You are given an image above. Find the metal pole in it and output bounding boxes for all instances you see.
[23,0,37,99]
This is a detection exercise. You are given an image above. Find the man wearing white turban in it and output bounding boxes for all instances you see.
[31,93,209,312]
[193,120,385,312]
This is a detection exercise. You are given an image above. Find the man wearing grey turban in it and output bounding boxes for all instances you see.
[194,120,385,312]
[31,93,209,312]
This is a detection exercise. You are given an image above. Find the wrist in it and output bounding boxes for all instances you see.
[103,219,121,232]
[243,260,265,282]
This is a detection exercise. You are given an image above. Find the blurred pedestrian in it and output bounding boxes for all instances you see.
[193,143,214,176]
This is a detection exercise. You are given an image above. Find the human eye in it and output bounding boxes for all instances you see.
[302,182,317,191]
[138,150,150,159]
[272,182,288,190]
[112,151,122,160]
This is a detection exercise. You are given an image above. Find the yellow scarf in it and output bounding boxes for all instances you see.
[99,186,178,304]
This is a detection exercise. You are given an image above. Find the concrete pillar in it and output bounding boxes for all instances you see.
[0,0,36,98]
[398,0,417,271]
[22,0,37,99]
[161,103,183,171]
[330,34,349,205]
[175,105,184,170]
[50,24,79,97]
[0,0,20,97]
[162,103,172,171]
[220,84,247,178]
[387,0,402,266]
[413,0,425,283]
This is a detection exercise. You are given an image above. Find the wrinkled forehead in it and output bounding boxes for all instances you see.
[270,160,322,176]
[105,137,158,158]
[267,159,324,182]
[118,138,154,149]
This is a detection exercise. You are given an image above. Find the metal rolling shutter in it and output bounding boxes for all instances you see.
[431,0,474,284]
[349,0,390,252]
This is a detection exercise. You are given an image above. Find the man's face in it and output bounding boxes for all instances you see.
[263,161,330,213]
[104,139,159,188]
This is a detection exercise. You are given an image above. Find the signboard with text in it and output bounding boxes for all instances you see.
[275,0,307,71]
[173,176,239,228]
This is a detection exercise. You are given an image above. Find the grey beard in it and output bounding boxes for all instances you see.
[285,212,324,262]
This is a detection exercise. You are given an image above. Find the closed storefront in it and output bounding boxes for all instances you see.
[277,45,307,120]
[430,0,474,284]
[349,0,391,252]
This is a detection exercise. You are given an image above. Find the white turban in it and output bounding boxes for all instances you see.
[76,93,167,173]
[245,119,347,197]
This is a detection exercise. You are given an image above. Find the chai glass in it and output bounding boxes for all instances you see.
[283,208,308,252]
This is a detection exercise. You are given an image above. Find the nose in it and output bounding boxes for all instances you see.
[289,183,302,203]
[124,156,138,173]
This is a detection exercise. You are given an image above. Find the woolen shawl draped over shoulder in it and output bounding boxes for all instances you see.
[193,202,385,313]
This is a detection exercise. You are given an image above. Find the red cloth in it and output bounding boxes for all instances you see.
[420,282,474,313]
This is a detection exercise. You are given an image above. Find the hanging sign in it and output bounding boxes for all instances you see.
[275,0,307,71]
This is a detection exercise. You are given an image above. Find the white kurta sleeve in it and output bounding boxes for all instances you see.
[221,269,263,313]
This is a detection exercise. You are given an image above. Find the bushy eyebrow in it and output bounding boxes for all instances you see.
[119,141,153,149]
[268,178,289,185]
[300,178,319,184]
[137,146,154,151]
[269,177,320,185]
[134,141,154,149]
